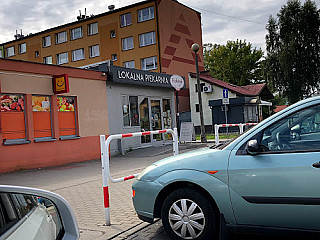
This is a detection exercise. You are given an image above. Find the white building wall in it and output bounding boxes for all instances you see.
[189,74,237,127]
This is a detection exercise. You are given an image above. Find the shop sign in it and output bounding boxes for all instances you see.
[170,75,184,91]
[53,74,69,94]
[110,65,185,89]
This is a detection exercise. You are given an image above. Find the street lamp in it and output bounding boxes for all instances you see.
[191,43,207,143]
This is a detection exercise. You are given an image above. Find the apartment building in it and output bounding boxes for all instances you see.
[0,0,204,112]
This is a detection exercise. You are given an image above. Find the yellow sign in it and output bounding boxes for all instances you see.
[53,74,69,94]
[56,77,66,91]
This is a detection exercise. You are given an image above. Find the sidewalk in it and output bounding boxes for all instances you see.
[0,143,207,239]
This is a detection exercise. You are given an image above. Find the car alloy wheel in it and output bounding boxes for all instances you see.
[168,198,205,239]
[161,188,216,240]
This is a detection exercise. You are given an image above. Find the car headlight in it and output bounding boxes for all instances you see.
[137,164,158,180]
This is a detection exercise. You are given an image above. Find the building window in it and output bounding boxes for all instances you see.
[71,27,83,40]
[19,43,26,54]
[122,96,139,127]
[35,51,39,58]
[32,95,52,139]
[138,6,154,22]
[72,48,85,62]
[6,46,14,57]
[112,54,117,61]
[110,30,116,39]
[141,56,157,70]
[122,36,134,51]
[57,52,68,65]
[57,96,77,137]
[43,56,52,64]
[89,45,100,58]
[43,36,51,47]
[56,31,67,44]
[88,22,98,35]
[120,13,132,27]
[195,104,200,112]
[0,49,3,58]
[1,94,26,141]
[139,32,156,47]
[123,60,135,69]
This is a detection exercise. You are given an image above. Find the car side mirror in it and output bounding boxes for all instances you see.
[246,139,259,155]
[0,185,79,240]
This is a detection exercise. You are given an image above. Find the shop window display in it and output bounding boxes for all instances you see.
[32,96,52,139]
[1,94,26,141]
[57,96,77,137]
[122,96,139,127]
[130,96,139,126]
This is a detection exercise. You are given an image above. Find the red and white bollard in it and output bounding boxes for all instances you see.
[100,128,179,226]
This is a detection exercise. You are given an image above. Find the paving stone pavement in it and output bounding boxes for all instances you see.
[121,220,170,240]
[0,143,206,240]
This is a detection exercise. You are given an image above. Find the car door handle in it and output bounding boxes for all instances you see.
[312,161,320,168]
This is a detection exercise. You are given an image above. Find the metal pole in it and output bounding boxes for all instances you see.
[194,53,207,143]
[176,91,180,135]
[224,104,228,138]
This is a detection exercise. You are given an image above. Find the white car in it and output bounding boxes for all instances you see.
[0,185,79,240]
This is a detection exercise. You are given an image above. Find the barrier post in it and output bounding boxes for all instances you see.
[173,127,179,155]
[239,123,244,134]
[215,124,219,145]
[100,135,111,226]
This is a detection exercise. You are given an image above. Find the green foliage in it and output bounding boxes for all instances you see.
[264,0,320,104]
[203,40,264,86]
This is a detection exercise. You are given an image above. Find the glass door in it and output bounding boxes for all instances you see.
[151,99,163,141]
[139,97,151,144]
[162,99,172,140]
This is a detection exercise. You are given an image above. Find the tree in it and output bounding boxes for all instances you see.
[203,39,264,86]
[264,0,320,104]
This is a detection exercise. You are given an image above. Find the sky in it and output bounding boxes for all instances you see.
[0,0,320,52]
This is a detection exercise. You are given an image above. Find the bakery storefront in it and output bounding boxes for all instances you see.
[104,65,185,154]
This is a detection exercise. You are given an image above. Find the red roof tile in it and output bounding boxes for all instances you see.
[274,105,288,113]
[189,72,267,96]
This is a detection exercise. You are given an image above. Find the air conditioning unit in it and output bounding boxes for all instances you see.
[203,85,212,93]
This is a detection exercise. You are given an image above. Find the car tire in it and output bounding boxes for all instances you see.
[161,188,217,240]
